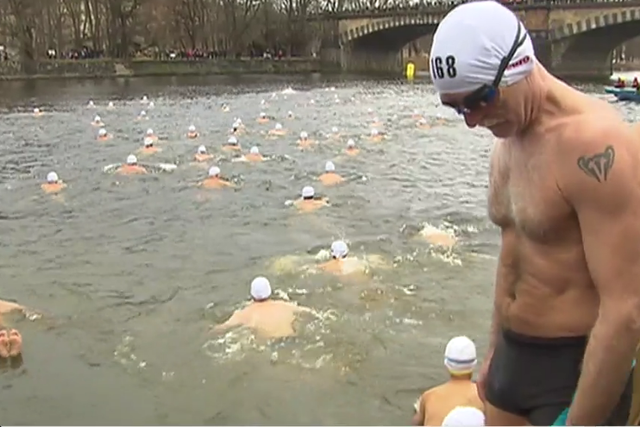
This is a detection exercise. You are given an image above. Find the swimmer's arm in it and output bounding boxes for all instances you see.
[561,125,640,425]
[213,311,243,332]
[412,394,426,425]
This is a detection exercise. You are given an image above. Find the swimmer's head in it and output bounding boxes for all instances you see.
[143,137,154,147]
[300,131,308,140]
[347,139,356,148]
[325,161,335,173]
[371,128,379,136]
[108,101,114,108]
[275,123,283,130]
[430,1,535,137]
[259,112,266,118]
[444,335,477,376]
[227,136,238,145]
[418,118,427,124]
[140,110,146,117]
[188,125,196,132]
[208,166,221,177]
[98,128,107,137]
[331,126,338,133]
[250,276,272,301]
[46,171,59,184]
[33,107,40,114]
[250,146,260,155]
[94,115,101,122]
[88,100,94,106]
[330,240,349,259]
[197,145,207,154]
[287,110,294,117]
[442,407,485,426]
[126,154,137,165]
[142,95,148,101]
[301,185,315,200]
[146,128,153,136]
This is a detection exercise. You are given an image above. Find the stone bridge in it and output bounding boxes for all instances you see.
[317,0,640,78]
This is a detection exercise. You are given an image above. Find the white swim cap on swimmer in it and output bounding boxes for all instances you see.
[325,161,335,172]
[250,276,272,300]
[444,336,477,374]
[250,146,260,154]
[275,123,283,130]
[94,115,101,122]
[442,407,485,426]
[331,240,349,258]
[418,118,427,124]
[98,128,107,136]
[300,131,308,139]
[371,128,379,136]
[144,137,154,147]
[347,139,355,147]
[146,128,153,135]
[34,107,40,113]
[197,145,207,154]
[208,166,220,177]
[331,126,338,133]
[46,171,59,183]
[228,136,238,145]
[188,125,196,132]
[301,185,315,198]
[140,110,146,116]
[88,100,94,105]
[126,154,137,165]
[429,1,534,95]
[288,110,294,116]
[108,102,114,107]
[149,102,155,108]
[142,95,148,101]
[259,112,266,117]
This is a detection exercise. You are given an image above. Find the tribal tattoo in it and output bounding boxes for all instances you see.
[577,145,615,183]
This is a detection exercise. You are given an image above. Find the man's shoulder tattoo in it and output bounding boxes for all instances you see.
[577,145,615,183]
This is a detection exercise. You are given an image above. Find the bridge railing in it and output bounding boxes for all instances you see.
[309,0,640,19]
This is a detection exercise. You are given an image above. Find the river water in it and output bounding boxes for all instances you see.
[0,74,636,425]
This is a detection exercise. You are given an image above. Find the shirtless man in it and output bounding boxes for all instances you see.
[430,2,640,425]
[413,336,483,426]
[213,276,314,339]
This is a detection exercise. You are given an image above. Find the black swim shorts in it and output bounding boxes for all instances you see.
[484,329,632,426]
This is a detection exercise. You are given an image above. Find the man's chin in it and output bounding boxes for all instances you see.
[487,122,515,138]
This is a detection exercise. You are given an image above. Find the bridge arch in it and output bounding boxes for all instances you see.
[340,14,445,47]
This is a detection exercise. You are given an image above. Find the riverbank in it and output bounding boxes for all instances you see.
[0,58,328,80]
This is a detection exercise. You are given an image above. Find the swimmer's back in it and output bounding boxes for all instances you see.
[420,381,483,426]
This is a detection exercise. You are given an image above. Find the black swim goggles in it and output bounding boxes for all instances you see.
[448,22,528,115]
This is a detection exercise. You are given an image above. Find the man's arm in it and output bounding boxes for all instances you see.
[412,394,427,426]
[213,311,243,333]
[561,123,640,425]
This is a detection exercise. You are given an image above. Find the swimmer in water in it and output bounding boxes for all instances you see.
[345,139,360,156]
[87,100,95,108]
[316,240,367,279]
[318,161,345,186]
[92,115,104,127]
[107,101,115,110]
[33,107,43,117]
[268,122,286,137]
[298,131,315,149]
[257,112,269,124]
[187,125,199,139]
[97,128,111,141]
[416,118,431,130]
[371,117,383,127]
[369,128,385,142]
[222,103,230,112]
[199,166,235,189]
[222,135,241,152]
[137,137,161,155]
[41,171,67,194]
[413,336,484,426]
[293,186,328,213]
[115,154,147,175]
[213,276,314,339]
[244,146,264,163]
[141,95,149,104]
[145,128,157,143]
[412,109,423,120]
[417,223,457,249]
[287,110,295,119]
[0,299,26,363]
[194,145,214,162]
[328,126,340,139]
[137,110,147,120]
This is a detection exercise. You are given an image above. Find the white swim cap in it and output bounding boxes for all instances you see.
[208,166,220,177]
[259,112,266,117]
[98,128,107,136]
[46,171,59,183]
[197,145,207,154]
[250,146,260,154]
[228,136,238,145]
[143,137,154,147]
[94,115,101,122]
[33,107,40,113]
[142,95,148,100]
[88,100,94,105]
[108,101,114,107]
[442,407,485,426]
[444,336,477,374]
[430,1,534,95]
[301,185,315,198]
[140,110,146,116]
[288,110,293,116]
[188,125,196,132]
[371,128,379,136]
[331,240,349,258]
[300,131,308,139]
[126,154,137,165]
[146,128,153,135]
[347,139,355,147]
[418,118,427,124]
[275,123,283,130]
[325,161,335,172]
[149,101,155,108]
[250,276,272,300]
[331,126,338,133]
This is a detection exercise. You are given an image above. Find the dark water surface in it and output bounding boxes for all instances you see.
[0,74,632,425]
